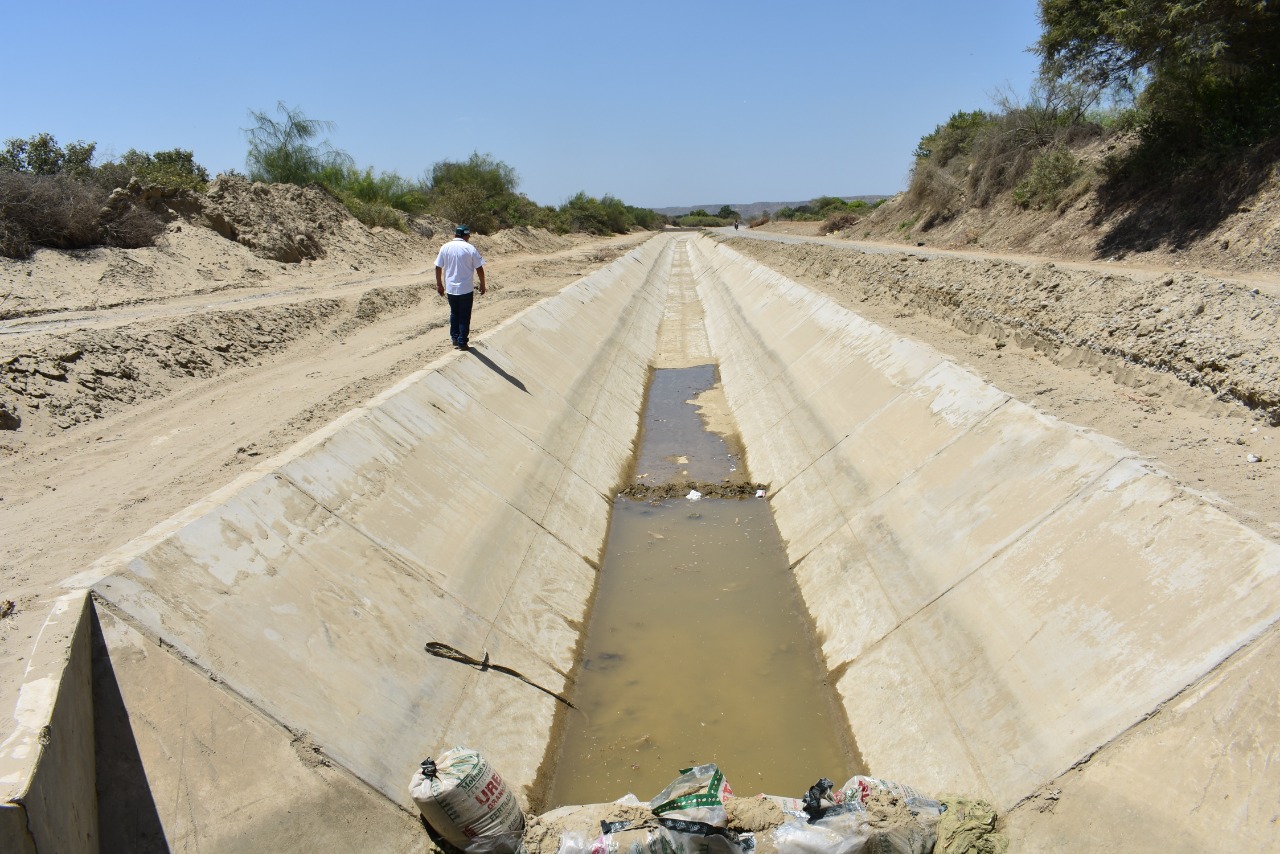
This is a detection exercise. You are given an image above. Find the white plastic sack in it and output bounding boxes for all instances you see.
[408,747,524,853]
[764,775,944,854]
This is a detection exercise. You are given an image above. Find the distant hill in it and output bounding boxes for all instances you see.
[652,196,891,218]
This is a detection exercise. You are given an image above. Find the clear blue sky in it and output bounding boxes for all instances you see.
[3,1,1043,209]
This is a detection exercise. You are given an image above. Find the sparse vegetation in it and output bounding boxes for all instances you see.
[317,164,428,231]
[1012,144,1086,210]
[819,212,862,235]
[906,75,1108,228]
[716,205,740,222]
[2,102,670,258]
[245,102,352,187]
[677,215,732,227]
[551,192,662,235]
[425,151,548,234]
[94,149,211,192]
[880,0,1280,261]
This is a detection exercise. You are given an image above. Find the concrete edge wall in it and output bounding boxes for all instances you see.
[687,235,1280,849]
[3,233,675,850]
[0,591,96,854]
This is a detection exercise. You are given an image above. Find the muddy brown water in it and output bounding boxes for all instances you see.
[545,366,858,807]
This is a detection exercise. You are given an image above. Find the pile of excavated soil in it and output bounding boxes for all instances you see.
[0,176,576,322]
[722,237,1280,421]
[0,178,583,438]
[2,299,350,431]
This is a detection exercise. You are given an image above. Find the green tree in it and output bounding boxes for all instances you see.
[554,192,631,235]
[115,148,210,190]
[0,133,96,179]
[716,205,740,221]
[429,151,519,199]
[425,152,529,233]
[913,111,995,164]
[244,102,351,185]
[1037,0,1280,154]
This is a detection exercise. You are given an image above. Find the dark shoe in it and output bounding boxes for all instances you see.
[458,343,469,351]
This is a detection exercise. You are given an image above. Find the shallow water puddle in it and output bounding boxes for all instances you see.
[630,363,744,485]
[546,366,857,807]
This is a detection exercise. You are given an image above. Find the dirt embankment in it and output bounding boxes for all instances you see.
[852,138,1280,276]
[724,238,1280,422]
[0,176,587,440]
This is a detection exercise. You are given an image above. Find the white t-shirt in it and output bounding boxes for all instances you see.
[435,238,485,295]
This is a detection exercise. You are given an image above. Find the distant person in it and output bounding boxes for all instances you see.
[435,224,486,351]
[734,221,739,230]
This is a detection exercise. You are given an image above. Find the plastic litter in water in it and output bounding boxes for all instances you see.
[755,489,766,498]
[686,490,703,501]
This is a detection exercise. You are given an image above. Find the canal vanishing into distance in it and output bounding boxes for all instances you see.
[546,364,859,807]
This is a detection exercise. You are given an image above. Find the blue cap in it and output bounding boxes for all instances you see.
[455,224,470,236]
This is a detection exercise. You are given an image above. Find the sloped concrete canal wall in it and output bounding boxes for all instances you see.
[689,235,1280,851]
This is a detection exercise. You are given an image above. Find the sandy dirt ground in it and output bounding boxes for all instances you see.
[0,206,651,734]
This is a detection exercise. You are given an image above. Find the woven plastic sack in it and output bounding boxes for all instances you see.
[649,764,751,852]
[650,763,733,826]
[408,747,524,852]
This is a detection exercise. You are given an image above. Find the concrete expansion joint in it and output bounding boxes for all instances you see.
[893,454,1132,631]
[904,628,996,799]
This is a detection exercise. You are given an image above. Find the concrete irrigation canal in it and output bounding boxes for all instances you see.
[4,233,1279,851]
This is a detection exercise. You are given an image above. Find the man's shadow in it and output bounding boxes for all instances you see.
[468,345,529,394]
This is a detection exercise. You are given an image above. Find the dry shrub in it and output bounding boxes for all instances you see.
[966,82,1105,209]
[0,171,163,258]
[0,216,30,258]
[906,163,963,226]
[819,211,862,235]
[966,115,1043,208]
[101,199,165,248]
[748,212,770,227]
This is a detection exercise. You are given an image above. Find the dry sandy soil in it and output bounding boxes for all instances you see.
[2,176,1278,783]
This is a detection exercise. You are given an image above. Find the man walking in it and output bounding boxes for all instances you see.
[435,224,486,350]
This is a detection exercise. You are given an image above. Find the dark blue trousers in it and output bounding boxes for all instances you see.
[447,291,474,347]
